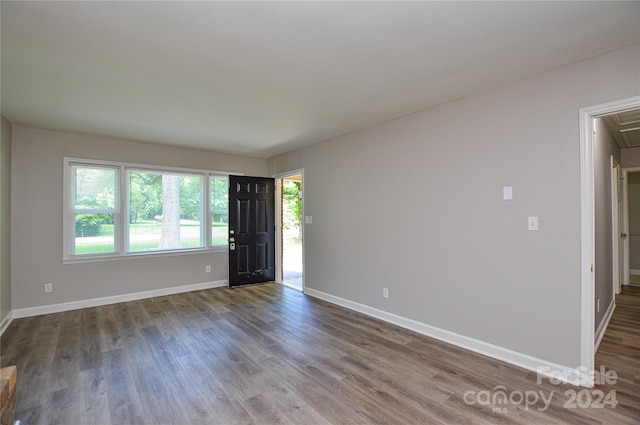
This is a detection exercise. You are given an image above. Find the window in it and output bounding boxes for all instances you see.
[70,164,118,256]
[128,170,204,252]
[65,158,230,260]
[210,175,229,247]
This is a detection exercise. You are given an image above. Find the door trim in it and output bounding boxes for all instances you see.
[623,166,640,285]
[579,95,640,387]
[611,156,621,295]
[274,169,304,291]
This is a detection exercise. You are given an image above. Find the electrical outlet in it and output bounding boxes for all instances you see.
[44,283,53,293]
[383,288,389,299]
[205,265,211,273]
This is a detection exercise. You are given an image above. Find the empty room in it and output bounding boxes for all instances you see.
[1,2,640,424]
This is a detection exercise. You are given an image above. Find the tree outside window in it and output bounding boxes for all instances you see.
[128,171,203,252]
[66,158,229,259]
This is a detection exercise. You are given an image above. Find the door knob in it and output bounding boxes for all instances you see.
[621,233,628,238]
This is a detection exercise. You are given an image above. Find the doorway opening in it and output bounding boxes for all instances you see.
[580,96,640,386]
[604,108,640,295]
[276,172,304,291]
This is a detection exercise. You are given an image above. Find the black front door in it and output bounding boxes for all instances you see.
[228,175,275,287]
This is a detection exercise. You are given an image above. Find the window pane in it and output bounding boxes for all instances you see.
[129,171,203,252]
[211,176,229,246]
[74,213,115,255]
[179,174,203,249]
[74,166,116,210]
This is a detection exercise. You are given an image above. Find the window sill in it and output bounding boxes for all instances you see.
[62,247,228,265]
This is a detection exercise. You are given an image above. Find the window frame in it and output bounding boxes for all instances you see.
[66,161,120,258]
[63,157,234,263]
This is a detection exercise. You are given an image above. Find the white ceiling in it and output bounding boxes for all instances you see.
[603,109,640,149]
[2,1,639,158]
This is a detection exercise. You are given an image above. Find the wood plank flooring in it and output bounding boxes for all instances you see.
[1,283,639,424]
[618,285,640,309]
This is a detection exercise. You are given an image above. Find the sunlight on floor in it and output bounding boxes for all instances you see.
[283,227,302,291]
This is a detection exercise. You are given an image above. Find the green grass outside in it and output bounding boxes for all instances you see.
[75,220,228,255]
[98,219,207,235]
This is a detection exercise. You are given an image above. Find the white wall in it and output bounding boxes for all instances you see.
[593,118,619,327]
[622,146,640,167]
[0,116,11,329]
[11,126,268,311]
[269,45,640,368]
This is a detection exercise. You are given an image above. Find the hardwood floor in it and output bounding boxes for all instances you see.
[617,285,640,309]
[1,283,639,424]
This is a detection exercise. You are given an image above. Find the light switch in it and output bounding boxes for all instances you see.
[528,216,539,231]
[304,216,313,224]
[503,186,513,200]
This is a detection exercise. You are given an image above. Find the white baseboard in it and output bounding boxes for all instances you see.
[0,310,13,337]
[630,269,640,276]
[12,280,227,319]
[305,288,583,387]
[594,299,615,352]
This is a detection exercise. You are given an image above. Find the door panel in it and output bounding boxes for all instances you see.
[256,200,268,233]
[229,175,275,287]
[237,245,250,274]
[238,199,250,234]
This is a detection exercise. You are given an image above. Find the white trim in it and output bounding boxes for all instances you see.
[273,169,305,293]
[579,96,640,387]
[305,288,583,386]
[620,167,640,287]
[62,246,227,265]
[621,168,630,287]
[611,156,621,295]
[275,179,283,284]
[12,280,227,319]
[273,169,305,178]
[64,156,239,177]
[595,298,616,352]
[579,105,595,385]
[0,311,13,336]
[623,167,640,283]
